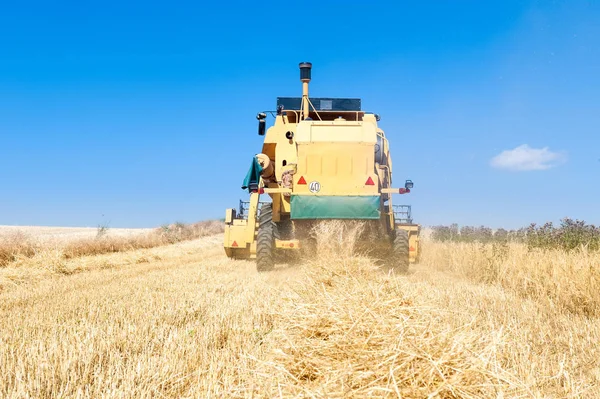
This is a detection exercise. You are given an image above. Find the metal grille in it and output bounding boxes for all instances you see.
[393,205,413,224]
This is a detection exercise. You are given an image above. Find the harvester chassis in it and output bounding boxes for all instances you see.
[223,62,419,272]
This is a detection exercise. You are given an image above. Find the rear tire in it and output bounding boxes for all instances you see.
[390,229,410,272]
[256,204,277,272]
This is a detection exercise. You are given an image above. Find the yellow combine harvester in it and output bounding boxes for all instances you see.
[224,62,420,272]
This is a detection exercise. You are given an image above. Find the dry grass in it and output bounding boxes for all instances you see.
[0,225,156,243]
[1,221,599,398]
[425,240,600,317]
[62,221,224,258]
[0,231,36,266]
[0,221,223,268]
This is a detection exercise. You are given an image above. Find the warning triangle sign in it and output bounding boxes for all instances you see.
[232,241,238,247]
[297,176,307,185]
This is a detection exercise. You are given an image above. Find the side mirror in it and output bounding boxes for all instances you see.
[405,179,414,189]
[257,113,266,136]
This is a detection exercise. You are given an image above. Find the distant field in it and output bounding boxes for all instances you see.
[0,221,224,268]
[0,225,153,244]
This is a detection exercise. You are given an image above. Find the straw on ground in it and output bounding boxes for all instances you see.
[0,221,598,398]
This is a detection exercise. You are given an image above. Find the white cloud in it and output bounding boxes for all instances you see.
[490,144,566,171]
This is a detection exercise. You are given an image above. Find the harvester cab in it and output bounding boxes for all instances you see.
[224,62,420,271]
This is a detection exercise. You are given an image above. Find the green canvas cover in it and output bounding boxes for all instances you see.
[241,157,263,192]
[290,195,380,220]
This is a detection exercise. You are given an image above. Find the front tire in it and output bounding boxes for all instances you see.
[256,204,277,272]
[390,229,410,272]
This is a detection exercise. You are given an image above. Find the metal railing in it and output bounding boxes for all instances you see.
[393,205,413,224]
[238,200,270,220]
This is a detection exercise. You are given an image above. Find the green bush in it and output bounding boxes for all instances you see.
[431,218,600,252]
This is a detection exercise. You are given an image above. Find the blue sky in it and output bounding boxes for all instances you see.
[1,0,598,228]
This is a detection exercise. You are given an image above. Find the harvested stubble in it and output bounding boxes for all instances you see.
[240,221,529,397]
[0,237,281,398]
[1,221,599,398]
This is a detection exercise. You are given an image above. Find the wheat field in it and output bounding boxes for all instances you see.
[1,222,599,398]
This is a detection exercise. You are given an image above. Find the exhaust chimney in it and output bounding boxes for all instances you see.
[299,62,312,82]
[299,62,312,119]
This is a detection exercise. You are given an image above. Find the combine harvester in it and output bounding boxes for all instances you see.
[224,62,420,272]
